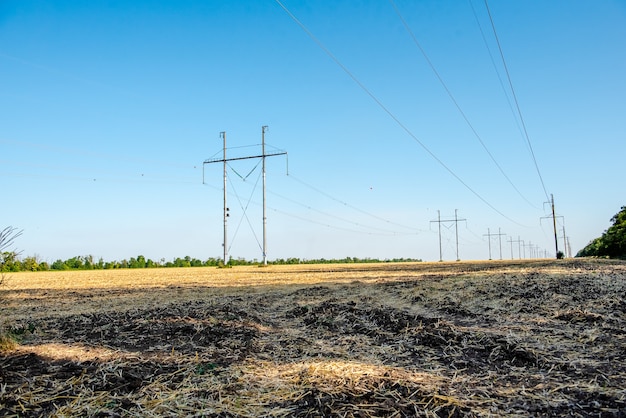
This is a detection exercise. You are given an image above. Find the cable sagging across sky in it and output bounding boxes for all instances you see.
[483,0,550,202]
[388,0,537,209]
[274,0,525,226]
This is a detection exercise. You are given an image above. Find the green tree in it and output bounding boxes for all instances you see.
[22,256,39,272]
[51,259,70,270]
[66,256,84,270]
[577,206,626,258]
[204,257,220,266]
[1,252,20,272]
[83,255,94,270]
[173,257,191,267]
[129,257,138,268]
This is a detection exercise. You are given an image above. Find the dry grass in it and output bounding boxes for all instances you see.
[1,259,626,417]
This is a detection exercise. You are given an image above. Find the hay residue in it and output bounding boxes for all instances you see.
[1,259,626,416]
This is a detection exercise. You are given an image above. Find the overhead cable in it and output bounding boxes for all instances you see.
[483,0,550,201]
[268,183,422,235]
[221,167,423,235]
[274,0,524,226]
[266,204,425,236]
[389,0,536,209]
[286,172,425,232]
[468,0,527,142]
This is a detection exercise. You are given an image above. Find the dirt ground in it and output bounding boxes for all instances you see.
[1,259,625,417]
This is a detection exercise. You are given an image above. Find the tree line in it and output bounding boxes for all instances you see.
[1,254,225,272]
[577,206,626,259]
[1,253,422,272]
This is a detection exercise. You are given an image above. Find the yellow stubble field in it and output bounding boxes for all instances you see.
[1,259,625,417]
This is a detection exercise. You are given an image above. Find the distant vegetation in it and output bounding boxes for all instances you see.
[1,226,23,283]
[0,254,422,272]
[1,226,25,349]
[577,206,626,259]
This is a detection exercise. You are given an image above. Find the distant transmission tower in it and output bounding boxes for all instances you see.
[430,209,466,261]
[541,194,560,258]
[484,228,494,260]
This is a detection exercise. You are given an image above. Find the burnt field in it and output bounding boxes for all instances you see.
[1,259,625,417]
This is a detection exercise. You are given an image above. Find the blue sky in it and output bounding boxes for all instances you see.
[1,1,625,263]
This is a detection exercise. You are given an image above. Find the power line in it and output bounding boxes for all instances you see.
[218,168,425,236]
[285,172,424,232]
[389,0,536,209]
[267,187,420,236]
[483,0,550,201]
[203,161,426,237]
[274,0,524,227]
[468,0,527,149]
[460,223,486,245]
[267,205,425,237]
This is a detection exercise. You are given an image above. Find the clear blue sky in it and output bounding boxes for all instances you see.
[1,1,625,263]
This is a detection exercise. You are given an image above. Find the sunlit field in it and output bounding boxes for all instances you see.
[1,259,625,416]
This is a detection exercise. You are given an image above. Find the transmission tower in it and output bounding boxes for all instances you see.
[506,237,514,260]
[484,228,494,260]
[496,228,505,260]
[484,227,506,260]
[430,209,466,261]
[203,127,287,265]
[541,194,560,258]
[567,237,572,258]
[559,217,568,258]
[509,236,523,260]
